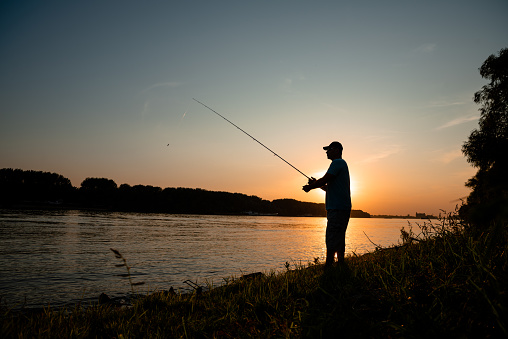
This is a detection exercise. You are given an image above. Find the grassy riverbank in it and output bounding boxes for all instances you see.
[2,217,507,338]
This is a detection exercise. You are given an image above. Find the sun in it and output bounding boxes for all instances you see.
[350,175,357,197]
[311,171,357,197]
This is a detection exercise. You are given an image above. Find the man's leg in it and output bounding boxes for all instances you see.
[325,209,350,267]
[325,250,336,267]
[325,251,344,266]
[337,250,345,263]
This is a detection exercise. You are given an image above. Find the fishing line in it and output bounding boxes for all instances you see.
[193,98,311,180]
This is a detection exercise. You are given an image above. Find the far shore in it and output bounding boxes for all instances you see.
[1,202,438,219]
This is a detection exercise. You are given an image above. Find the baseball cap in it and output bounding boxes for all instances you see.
[323,141,343,151]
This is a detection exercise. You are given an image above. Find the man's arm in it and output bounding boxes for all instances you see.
[303,173,335,192]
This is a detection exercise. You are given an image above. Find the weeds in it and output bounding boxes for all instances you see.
[110,248,145,294]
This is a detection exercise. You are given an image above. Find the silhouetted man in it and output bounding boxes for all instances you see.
[303,141,351,267]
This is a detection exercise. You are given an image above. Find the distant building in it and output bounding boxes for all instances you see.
[415,212,437,219]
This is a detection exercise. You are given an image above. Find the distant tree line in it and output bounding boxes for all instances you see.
[0,168,75,203]
[0,168,371,218]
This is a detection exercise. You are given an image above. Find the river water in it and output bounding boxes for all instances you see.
[0,209,418,309]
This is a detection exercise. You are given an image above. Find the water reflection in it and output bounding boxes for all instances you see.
[0,209,410,309]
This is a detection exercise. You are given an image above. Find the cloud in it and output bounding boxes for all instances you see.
[433,149,463,164]
[427,100,466,108]
[436,114,479,130]
[413,43,436,53]
[279,73,305,93]
[142,100,150,117]
[142,82,182,93]
[362,145,403,163]
[280,78,293,92]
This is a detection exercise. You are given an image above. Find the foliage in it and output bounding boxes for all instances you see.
[80,178,118,191]
[271,198,325,216]
[0,168,372,217]
[461,48,508,226]
[2,215,506,338]
[79,177,118,208]
[0,168,327,216]
[0,168,75,204]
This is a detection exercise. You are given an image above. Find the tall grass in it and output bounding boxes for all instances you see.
[1,214,506,338]
[110,248,145,294]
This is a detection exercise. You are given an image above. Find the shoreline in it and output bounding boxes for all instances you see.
[1,203,429,219]
[0,242,414,315]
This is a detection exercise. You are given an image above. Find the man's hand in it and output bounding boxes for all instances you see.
[303,177,317,192]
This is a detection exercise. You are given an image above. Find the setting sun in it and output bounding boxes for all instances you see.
[308,170,357,198]
[350,175,357,197]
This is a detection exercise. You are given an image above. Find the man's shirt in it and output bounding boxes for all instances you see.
[325,158,352,210]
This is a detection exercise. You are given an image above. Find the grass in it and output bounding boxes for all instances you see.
[110,248,146,294]
[1,214,507,338]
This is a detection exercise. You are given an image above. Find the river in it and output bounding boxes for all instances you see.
[0,209,420,309]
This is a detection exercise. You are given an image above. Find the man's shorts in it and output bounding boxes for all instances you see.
[326,209,351,252]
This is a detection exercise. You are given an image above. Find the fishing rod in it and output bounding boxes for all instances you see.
[193,98,311,180]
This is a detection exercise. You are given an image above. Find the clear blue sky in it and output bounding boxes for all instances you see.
[1,0,507,215]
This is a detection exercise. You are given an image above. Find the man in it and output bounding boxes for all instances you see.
[303,141,352,267]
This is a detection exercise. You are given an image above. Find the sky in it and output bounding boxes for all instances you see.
[1,1,507,216]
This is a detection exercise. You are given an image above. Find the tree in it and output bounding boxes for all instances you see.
[79,177,118,207]
[0,168,74,204]
[461,48,508,226]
